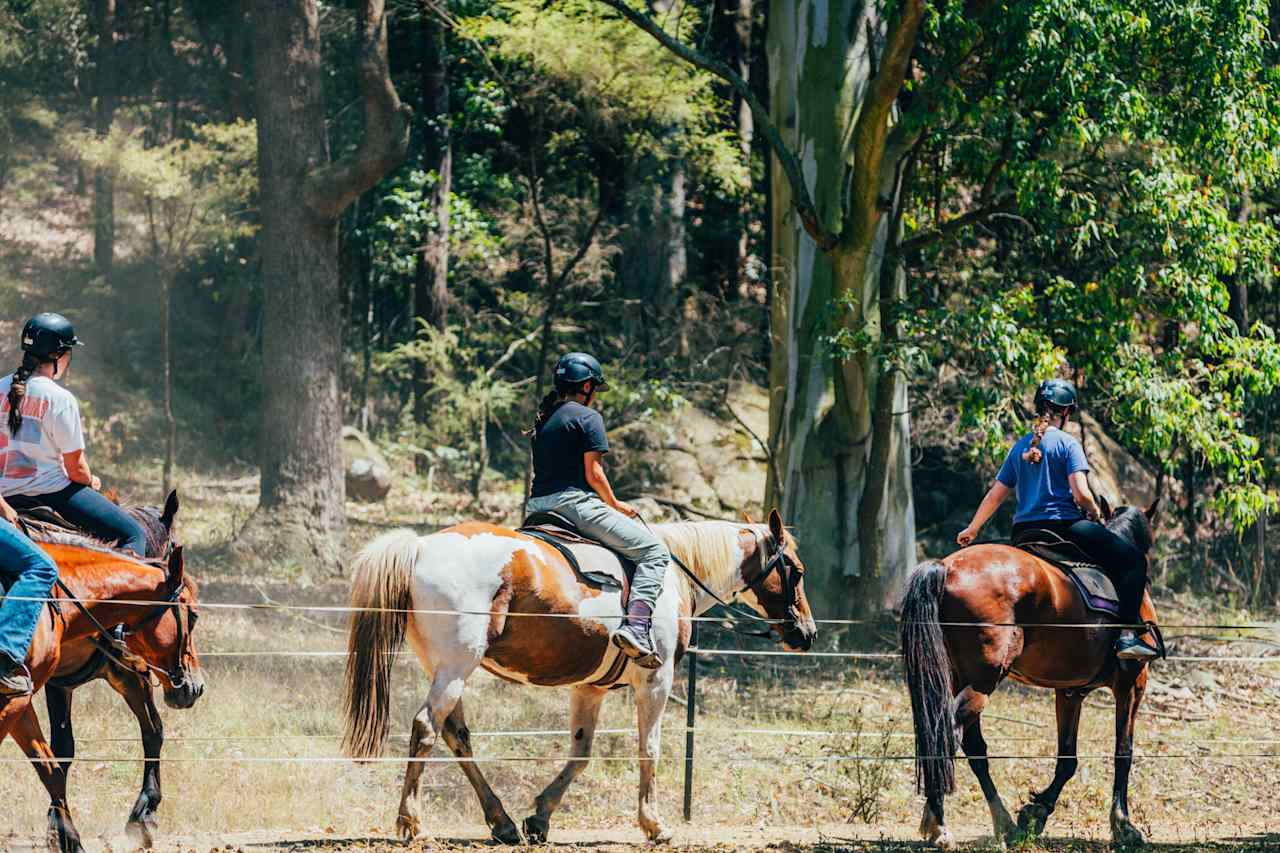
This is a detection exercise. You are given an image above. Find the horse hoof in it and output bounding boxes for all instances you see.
[935,828,956,850]
[125,817,156,849]
[522,816,549,845]
[1111,820,1146,848]
[1017,802,1050,836]
[491,821,523,845]
[395,813,420,842]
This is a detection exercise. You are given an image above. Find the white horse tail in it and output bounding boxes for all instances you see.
[342,528,421,759]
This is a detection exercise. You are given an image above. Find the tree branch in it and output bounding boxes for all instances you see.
[305,0,412,219]
[898,194,1013,254]
[592,0,838,251]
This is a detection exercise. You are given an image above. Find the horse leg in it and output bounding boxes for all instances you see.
[954,686,1016,845]
[523,685,607,844]
[635,667,674,843]
[105,667,165,847]
[1019,688,1085,836]
[8,702,84,853]
[44,686,75,777]
[439,698,522,844]
[1110,671,1147,847]
[394,695,442,841]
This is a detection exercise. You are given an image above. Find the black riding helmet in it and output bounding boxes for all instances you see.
[554,351,608,392]
[1034,378,1078,413]
[21,312,83,359]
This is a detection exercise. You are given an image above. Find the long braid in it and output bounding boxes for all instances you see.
[525,390,563,437]
[8,353,40,436]
[1021,408,1055,464]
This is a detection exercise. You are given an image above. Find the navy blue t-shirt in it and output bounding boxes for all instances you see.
[996,428,1090,524]
[530,401,610,498]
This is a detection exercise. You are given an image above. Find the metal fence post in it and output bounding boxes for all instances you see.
[682,619,699,822]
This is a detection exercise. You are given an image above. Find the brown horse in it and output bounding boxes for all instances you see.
[902,501,1159,848]
[27,490,204,848]
[0,542,202,853]
[342,509,816,845]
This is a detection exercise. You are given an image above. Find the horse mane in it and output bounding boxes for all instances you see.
[26,526,167,569]
[653,520,789,591]
[1106,506,1153,554]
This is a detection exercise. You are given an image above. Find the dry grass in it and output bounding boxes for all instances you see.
[1,480,1279,852]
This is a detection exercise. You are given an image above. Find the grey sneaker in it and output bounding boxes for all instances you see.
[1115,630,1159,661]
[612,622,661,669]
[0,661,32,697]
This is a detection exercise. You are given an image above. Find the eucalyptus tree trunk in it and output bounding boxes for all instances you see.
[412,4,451,472]
[91,0,118,279]
[727,0,753,293]
[763,0,918,620]
[247,0,409,570]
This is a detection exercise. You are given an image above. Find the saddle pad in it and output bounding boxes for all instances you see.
[519,517,636,593]
[1013,531,1121,618]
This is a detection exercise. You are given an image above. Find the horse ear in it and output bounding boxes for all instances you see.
[1098,493,1113,522]
[1144,497,1160,524]
[161,489,180,529]
[167,545,185,587]
[768,508,785,542]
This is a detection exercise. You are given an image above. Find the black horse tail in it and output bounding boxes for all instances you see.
[901,560,956,798]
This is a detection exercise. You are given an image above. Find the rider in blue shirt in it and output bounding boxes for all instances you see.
[956,379,1158,661]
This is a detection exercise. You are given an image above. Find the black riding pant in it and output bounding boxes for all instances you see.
[1012,518,1148,624]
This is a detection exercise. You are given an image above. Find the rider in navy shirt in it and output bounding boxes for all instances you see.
[957,379,1157,661]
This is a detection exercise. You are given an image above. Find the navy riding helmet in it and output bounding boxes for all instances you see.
[554,352,608,392]
[1034,378,1078,413]
[21,312,84,359]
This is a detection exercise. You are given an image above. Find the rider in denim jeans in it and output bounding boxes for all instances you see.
[0,492,58,696]
[526,352,670,668]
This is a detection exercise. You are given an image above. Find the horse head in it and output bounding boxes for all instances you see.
[739,509,818,652]
[122,545,206,709]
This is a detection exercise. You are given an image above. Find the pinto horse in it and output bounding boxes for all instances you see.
[0,541,202,853]
[25,490,203,847]
[902,501,1160,848]
[342,509,816,844]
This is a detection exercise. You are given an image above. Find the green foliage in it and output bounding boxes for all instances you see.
[76,120,259,268]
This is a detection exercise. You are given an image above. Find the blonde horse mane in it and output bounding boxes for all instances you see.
[654,520,776,593]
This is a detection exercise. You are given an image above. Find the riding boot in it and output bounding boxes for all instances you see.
[1114,629,1158,661]
[612,600,661,669]
[0,656,33,697]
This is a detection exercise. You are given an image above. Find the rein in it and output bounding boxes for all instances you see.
[637,515,794,639]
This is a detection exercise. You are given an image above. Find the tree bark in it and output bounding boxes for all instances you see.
[413,4,451,471]
[246,0,409,570]
[162,269,176,494]
[726,0,754,294]
[91,0,118,279]
[621,149,686,344]
[763,0,920,621]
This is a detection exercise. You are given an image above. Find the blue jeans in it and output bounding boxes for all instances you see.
[9,483,148,556]
[0,519,58,668]
[527,489,669,608]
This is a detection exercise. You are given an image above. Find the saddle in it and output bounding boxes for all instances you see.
[1012,528,1121,618]
[14,506,91,543]
[519,511,636,608]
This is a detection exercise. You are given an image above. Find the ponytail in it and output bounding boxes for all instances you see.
[7,353,40,436]
[1022,406,1065,464]
[526,390,562,437]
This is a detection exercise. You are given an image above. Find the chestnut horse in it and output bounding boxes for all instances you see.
[27,490,204,848]
[342,509,816,845]
[0,542,203,853]
[902,501,1159,848]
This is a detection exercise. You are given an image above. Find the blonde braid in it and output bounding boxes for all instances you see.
[1021,409,1054,464]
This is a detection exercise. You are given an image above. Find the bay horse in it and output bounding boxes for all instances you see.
[0,540,203,853]
[25,490,204,847]
[902,500,1160,848]
[342,509,816,844]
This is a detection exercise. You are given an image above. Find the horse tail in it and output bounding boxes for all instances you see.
[900,559,956,798]
[342,528,421,759]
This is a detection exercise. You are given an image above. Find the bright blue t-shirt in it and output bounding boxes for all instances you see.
[996,428,1090,524]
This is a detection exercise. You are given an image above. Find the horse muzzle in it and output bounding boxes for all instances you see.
[164,670,206,709]
[781,615,817,652]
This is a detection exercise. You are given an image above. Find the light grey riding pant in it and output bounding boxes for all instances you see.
[526,489,668,608]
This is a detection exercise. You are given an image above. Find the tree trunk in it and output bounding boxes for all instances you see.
[413,4,451,471]
[727,0,754,294]
[162,270,176,494]
[91,0,118,279]
[246,0,409,570]
[620,148,687,347]
[763,0,917,621]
